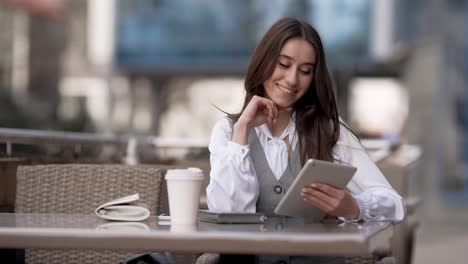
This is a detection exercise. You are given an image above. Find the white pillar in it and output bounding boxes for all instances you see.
[87,0,115,67]
[370,0,395,62]
[87,0,116,133]
[11,12,29,100]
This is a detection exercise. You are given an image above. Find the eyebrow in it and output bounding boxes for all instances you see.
[279,54,316,67]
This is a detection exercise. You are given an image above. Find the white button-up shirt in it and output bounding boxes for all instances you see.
[206,117,406,222]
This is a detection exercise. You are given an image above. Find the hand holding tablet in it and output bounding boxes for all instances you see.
[274,159,357,222]
[301,181,360,220]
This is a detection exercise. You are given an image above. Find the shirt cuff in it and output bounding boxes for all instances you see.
[338,193,365,223]
[227,141,250,158]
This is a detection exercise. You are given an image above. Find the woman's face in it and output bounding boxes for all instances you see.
[263,37,316,109]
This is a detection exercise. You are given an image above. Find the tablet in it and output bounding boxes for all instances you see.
[198,210,266,224]
[274,159,357,221]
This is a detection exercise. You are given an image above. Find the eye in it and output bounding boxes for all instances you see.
[278,61,289,68]
[300,68,312,75]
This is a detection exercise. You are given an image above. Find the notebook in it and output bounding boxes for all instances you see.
[198,209,266,224]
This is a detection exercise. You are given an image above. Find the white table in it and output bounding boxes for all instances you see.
[0,213,393,256]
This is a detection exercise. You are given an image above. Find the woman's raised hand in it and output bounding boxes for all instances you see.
[238,95,278,129]
[232,96,278,145]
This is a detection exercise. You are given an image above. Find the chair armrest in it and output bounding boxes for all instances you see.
[196,253,220,264]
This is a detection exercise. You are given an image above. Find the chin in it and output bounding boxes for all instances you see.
[274,101,294,109]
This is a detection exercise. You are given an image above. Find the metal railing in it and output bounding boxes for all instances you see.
[0,127,209,164]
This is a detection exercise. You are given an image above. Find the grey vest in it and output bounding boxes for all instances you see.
[248,129,301,216]
[248,129,345,264]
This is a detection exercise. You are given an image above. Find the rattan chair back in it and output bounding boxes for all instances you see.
[15,164,169,264]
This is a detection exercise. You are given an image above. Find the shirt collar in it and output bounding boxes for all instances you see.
[256,112,296,143]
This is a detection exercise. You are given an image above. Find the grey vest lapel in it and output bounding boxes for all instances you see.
[248,129,301,216]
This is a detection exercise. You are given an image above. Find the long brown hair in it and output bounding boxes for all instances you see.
[232,17,340,164]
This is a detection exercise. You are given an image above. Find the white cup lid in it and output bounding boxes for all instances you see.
[165,168,204,180]
[188,167,203,177]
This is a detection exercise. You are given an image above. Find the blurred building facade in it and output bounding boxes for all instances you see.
[0,0,467,214]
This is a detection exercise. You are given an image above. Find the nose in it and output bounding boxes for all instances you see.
[285,67,298,87]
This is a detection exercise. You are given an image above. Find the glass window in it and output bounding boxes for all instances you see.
[115,0,371,73]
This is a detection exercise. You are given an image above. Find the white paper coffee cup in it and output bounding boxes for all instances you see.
[165,168,204,225]
[170,223,197,233]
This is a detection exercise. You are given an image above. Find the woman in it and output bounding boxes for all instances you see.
[206,17,405,263]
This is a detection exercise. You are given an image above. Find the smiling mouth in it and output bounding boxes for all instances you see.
[276,83,297,94]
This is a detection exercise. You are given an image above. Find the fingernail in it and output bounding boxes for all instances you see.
[311,183,317,188]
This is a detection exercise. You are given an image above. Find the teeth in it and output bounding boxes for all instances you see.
[277,84,296,94]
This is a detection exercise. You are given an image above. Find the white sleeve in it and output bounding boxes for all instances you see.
[206,117,259,213]
[336,127,406,223]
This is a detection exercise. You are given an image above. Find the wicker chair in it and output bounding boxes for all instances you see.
[15,164,169,264]
[196,254,396,264]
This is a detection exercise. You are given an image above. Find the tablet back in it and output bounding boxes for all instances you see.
[274,159,357,221]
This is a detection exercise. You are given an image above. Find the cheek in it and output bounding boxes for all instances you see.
[269,67,284,81]
[265,69,282,88]
[299,76,313,91]
[263,79,274,92]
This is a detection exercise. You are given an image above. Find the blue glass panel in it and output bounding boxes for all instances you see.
[115,0,370,73]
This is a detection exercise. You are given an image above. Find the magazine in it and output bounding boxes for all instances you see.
[95,193,150,221]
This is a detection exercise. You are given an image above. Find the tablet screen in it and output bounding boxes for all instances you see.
[274,159,356,221]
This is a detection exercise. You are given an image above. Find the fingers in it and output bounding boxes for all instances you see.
[309,183,342,199]
[301,183,359,219]
[267,99,278,122]
[241,96,276,127]
[263,101,275,123]
[255,96,277,122]
[272,102,279,121]
[301,186,335,209]
[302,194,333,213]
[301,183,345,215]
